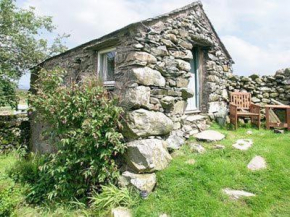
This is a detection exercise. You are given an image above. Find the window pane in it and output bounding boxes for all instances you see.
[106,51,115,81]
[100,51,115,82]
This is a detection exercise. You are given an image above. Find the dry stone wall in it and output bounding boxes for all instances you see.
[0,114,29,153]
[227,68,290,115]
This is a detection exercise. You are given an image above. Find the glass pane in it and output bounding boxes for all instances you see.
[100,51,115,81]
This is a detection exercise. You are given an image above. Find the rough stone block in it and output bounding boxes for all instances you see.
[125,139,172,172]
[123,109,173,138]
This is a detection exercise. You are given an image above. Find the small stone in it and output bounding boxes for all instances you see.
[185,159,196,165]
[232,139,253,151]
[119,171,156,193]
[134,44,144,49]
[110,207,132,217]
[246,130,253,135]
[223,188,255,200]
[194,130,225,142]
[274,129,284,134]
[171,150,185,158]
[166,135,185,150]
[213,144,225,149]
[189,143,206,154]
[159,214,169,217]
[247,156,267,171]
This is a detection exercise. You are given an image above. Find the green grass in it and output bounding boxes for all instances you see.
[1,126,290,216]
[0,153,90,217]
[133,126,290,217]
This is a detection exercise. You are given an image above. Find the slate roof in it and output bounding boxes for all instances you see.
[36,1,233,67]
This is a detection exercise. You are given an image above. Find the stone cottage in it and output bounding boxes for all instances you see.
[30,1,234,191]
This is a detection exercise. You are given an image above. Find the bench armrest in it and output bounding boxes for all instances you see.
[229,103,238,115]
[250,104,260,114]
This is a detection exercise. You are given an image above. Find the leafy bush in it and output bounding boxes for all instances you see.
[28,68,125,202]
[91,184,139,216]
[8,153,44,184]
[0,182,25,216]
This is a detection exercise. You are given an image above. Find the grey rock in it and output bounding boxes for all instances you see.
[232,139,253,151]
[189,143,206,154]
[223,188,255,200]
[131,67,166,87]
[119,171,156,193]
[173,101,187,115]
[195,130,225,142]
[176,59,191,71]
[166,135,185,150]
[120,86,150,109]
[247,156,267,171]
[274,129,284,134]
[110,207,132,217]
[176,77,189,88]
[126,52,157,66]
[151,46,168,57]
[125,139,172,172]
[180,88,194,99]
[123,109,173,138]
[213,144,225,149]
[160,96,175,110]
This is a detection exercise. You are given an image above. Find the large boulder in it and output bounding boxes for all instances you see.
[125,139,172,173]
[123,109,173,138]
[119,171,156,193]
[131,67,166,87]
[120,86,150,109]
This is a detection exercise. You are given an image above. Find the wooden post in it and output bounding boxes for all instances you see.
[287,108,290,131]
[266,107,270,130]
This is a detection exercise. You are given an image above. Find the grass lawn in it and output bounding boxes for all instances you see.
[0,125,289,216]
[133,126,290,217]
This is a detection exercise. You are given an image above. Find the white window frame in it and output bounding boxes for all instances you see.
[97,47,116,87]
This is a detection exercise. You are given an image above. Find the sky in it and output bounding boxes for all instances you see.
[17,0,290,89]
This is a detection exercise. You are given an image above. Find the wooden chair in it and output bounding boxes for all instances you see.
[229,92,261,130]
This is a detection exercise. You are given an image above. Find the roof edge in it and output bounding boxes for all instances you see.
[199,4,234,63]
[33,1,203,68]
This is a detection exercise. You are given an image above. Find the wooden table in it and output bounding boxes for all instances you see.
[265,105,290,130]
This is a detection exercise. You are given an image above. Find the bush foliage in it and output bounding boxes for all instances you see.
[28,68,125,202]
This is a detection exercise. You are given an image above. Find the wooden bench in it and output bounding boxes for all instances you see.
[265,105,290,130]
[229,92,261,130]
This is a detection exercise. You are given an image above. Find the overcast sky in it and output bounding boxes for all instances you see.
[17,0,290,89]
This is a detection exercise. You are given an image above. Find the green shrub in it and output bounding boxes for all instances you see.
[28,68,125,203]
[0,183,25,216]
[91,184,139,216]
[8,153,44,184]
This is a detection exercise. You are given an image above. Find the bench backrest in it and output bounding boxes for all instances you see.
[230,92,251,110]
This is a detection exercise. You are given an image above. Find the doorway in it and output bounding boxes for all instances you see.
[186,48,199,112]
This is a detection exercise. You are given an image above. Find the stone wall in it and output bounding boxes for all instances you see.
[227,68,290,116]
[0,114,29,153]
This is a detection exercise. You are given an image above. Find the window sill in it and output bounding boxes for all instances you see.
[104,81,115,90]
[185,110,201,114]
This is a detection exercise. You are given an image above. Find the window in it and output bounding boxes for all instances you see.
[97,48,116,86]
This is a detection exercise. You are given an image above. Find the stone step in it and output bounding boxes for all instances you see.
[185,114,206,123]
